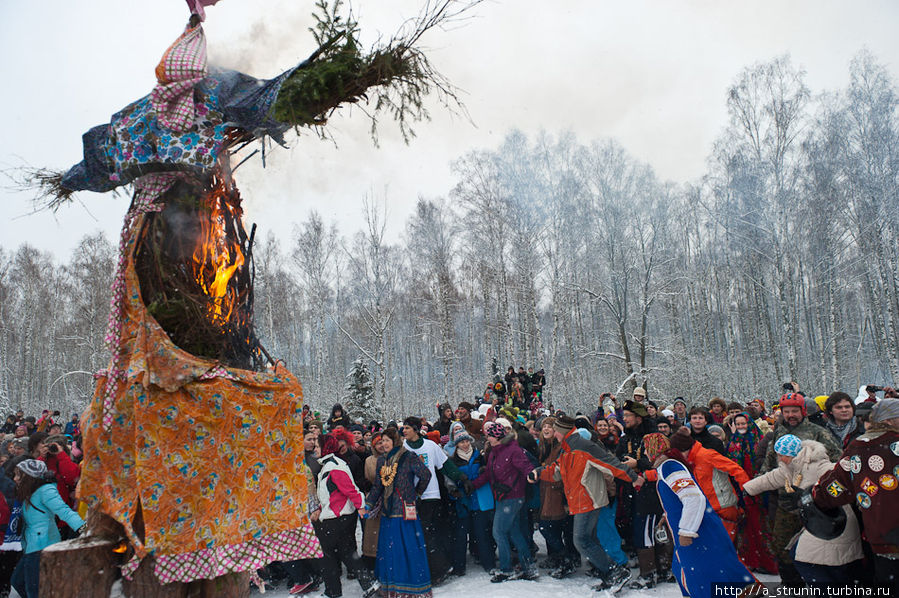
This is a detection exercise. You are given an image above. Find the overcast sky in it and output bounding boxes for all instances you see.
[2,0,898,260]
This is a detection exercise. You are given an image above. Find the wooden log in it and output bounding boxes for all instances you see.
[39,536,121,598]
[122,558,250,598]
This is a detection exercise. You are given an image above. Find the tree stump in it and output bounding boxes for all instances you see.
[39,536,122,598]
[122,558,250,598]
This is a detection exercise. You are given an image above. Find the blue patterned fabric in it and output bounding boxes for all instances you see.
[375,517,432,598]
[60,65,300,194]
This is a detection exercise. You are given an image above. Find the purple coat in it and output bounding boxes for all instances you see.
[472,435,535,501]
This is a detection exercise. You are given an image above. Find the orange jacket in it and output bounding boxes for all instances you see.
[684,442,749,512]
[539,429,638,514]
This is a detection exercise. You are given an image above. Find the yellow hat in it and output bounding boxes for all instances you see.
[814,395,829,411]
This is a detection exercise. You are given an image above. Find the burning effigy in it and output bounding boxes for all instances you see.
[23,0,477,591]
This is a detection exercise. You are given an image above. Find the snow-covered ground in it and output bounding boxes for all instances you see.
[257,529,779,598]
[258,566,780,598]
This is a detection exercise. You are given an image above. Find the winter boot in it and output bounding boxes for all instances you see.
[362,580,381,598]
[593,565,632,594]
[538,556,560,570]
[585,564,604,578]
[511,566,540,581]
[490,570,513,583]
[550,560,576,579]
[655,541,675,583]
[627,548,658,589]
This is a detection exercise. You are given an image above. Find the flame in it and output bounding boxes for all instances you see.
[112,541,128,554]
[192,180,245,325]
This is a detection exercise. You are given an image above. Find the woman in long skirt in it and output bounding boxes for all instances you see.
[366,428,433,598]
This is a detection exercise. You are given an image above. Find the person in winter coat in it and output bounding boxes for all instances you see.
[472,421,538,583]
[667,428,749,542]
[443,421,467,458]
[708,397,727,425]
[651,439,763,598]
[435,403,454,438]
[687,408,726,455]
[401,417,470,585]
[812,399,899,589]
[455,402,484,442]
[744,436,863,585]
[34,435,80,509]
[594,418,619,451]
[823,392,864,449]
[10,460,84,598]
[365,429,433,598]
[724,413,777,574]
[361,432,390,568]
[315,433,380,598]
[533,416,638,592]
[761,393,842,586]
[446,433,496,574]
[616,401,667,588]
[326,404,351,432]
[534,417,577,576]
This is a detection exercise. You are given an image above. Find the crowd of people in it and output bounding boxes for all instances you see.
[271,379,899,597]
[0,410,85,598]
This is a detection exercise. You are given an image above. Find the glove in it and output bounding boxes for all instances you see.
[462,479,475,495]
[783,485,803,511]
[449,487,463,499]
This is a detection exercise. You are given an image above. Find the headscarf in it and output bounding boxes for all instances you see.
[444,421,466,457]
[726,413,762,474]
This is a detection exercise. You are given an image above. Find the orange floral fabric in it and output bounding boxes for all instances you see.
[79,214,309,559]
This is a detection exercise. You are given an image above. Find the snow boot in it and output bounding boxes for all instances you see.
[550,561,575,579]
[656,540,675,583]
[511,566,540,581]
[362,580,382,598]
[592,565,632,594]
[626,548,658,589]
[490,571,513,583]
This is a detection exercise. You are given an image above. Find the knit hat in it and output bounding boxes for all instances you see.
[660,409,674,418]
[495,417,513,431]
[454,432,474,445]
[16,459,48,479]
[643,432,671,461]
[804,397,820,416]
[574,415,593,430]
[669,428,695,452]
[871,399,899,423]
[773,434,802,457]
[633,387,647,398]
[707,424,724,436]
[779,393,807,416]
[553,415,576,436]
[484,421,506,439]
[622,400,648,419]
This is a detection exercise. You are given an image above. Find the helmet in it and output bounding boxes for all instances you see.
[779,393,806,416]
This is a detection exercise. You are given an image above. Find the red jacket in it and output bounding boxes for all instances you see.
[40,451,81,508]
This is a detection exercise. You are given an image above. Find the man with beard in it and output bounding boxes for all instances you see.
[761,393,841,587]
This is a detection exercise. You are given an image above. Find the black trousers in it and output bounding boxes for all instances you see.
[418,498,451,580]
[314,514,372,598]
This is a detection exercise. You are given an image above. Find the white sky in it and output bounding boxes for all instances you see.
[2,0,898,259]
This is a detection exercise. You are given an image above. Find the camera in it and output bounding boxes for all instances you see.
[866,385,883,393]
[782,382,794,392]
[47,443,60,455]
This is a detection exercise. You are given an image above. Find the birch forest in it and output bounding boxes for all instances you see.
[3,52,899,418]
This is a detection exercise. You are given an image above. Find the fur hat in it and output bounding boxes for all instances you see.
[457,401,476,414]
[553,415,576,437]
[773,434,802,457]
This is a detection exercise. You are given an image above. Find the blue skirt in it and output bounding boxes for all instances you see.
[376,516,433,598]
